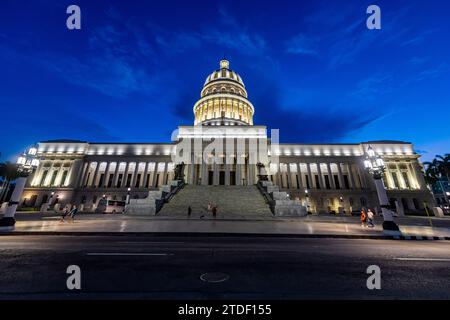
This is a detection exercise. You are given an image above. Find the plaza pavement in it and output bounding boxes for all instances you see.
[1,211,450,239]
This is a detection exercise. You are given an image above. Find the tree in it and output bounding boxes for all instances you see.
[423,159,440,185]
[436,154,450,182]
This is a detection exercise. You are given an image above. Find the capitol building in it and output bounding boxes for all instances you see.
[20,60,434,216]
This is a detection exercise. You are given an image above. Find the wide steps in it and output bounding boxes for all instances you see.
[158,185,272,217]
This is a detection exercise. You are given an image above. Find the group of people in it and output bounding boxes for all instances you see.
[360,208,375,228]
[187,203,218,219]
[59,205,78,223]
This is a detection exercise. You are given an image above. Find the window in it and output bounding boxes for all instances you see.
[343,175,350,189]
[324,175,331,189]
[135,174,141,188]
[107,175,114,188]
[117,174,123,187]
[40,171,48,186]
[315,175,321,189]
[98,174,105,187]
[50,171,58,186]
[126,174,132,187]
[61,171,68,186]
[334,175,340,189]
[402,172,410,189]
[305,175,310,189]
[392,172,399,189]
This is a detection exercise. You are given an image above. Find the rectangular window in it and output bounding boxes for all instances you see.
[305,175,310,189]
[135,174,141,188]
[98,174,105,187]
[50,171,58,186]
[343,175,350,189]
[334,175,340,189]
[107,174,113,188]
[145,174,150,188]
[392,172,399,189]
[402,172,410,189]
[117,174,123,188]
[324,175,331,189]
[61,170,68,186]
[296,175,300,189]
[315,175,321,189]
[126,174,132,187]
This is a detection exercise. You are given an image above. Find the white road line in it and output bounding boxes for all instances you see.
[394,257,450,262]
[116,242,185,244]
[86,252,174,256]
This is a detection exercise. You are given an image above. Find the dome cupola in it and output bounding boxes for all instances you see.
[193,59,254,126]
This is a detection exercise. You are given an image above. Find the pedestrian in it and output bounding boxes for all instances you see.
[207,203,212,213]
[69,205,78,223]
[59,205,70,223]
[360,209,367,228]
[367,209,374,228]
[188,206,192,218]
[212,206,217,219]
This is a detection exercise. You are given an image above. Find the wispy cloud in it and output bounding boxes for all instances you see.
[350,74,394,101]
[285,34,319,56]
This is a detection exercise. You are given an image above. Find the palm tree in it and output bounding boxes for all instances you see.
[436,154,450,181]
[423,159,440,185]
[0,162,22,203]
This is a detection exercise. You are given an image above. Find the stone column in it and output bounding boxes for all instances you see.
[236,163,242,186]
[316,163,324,189]
[306,163,313,189]
[213,161,219,186]
[131,162,139,188]
[225,163,231,186]
[142,162,149,188]
[112,162,120,188]
[296,163,303,188]
[121,162,130,188]
[91,162,101,188]
[327,163,335,189]
[201,160,208,185]
[152,162,159,187]
[286,163,292,189]
[337,162,345,189]
[347,163,356,189]
[81,161,91,187]
[102,162,111,188]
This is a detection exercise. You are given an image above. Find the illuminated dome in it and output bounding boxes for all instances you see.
[193,59,254,126]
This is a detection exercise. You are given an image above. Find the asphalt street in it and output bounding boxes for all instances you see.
[0,235,449,299]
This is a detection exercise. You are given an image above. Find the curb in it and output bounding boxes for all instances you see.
[1,231,449,241]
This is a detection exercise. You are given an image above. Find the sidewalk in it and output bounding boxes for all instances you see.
[2,213,450,240]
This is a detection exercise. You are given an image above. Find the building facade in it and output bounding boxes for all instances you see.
[20,60,435,215]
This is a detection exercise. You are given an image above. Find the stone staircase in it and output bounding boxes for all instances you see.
[157,185,273,218]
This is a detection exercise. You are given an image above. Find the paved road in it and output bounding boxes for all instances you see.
[0,235,449,299]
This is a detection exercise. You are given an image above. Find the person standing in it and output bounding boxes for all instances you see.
[59,205,70,223]
[69,205,78,223]
[367,209,374,228]
[188,206,192,218]
[212,206,217,219]
[360,209,367,228]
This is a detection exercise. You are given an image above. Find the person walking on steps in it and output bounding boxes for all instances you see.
[188,206,192,218]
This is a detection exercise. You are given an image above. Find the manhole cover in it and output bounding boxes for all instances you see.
[200,272,230,283]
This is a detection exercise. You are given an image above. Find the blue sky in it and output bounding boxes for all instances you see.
[1,0,449,162]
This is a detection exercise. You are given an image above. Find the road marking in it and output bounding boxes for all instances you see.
[116,241,185,244]
[86,252,174,256]
[394,257,450,262]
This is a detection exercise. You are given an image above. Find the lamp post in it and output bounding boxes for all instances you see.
[0,146,40,229]
[126,187,131,204]
[304,189,310,214]
[363,146,401,235]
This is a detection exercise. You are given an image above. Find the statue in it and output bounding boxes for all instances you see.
[174,162,186,181]
[256,162,269,181]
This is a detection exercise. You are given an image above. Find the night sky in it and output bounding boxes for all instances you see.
[1,0,449,162]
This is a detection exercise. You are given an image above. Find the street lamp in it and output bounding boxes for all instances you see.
[363,146,401,235]
[304,189,310,214]
[126,187,131,204]
[0,146,40,229]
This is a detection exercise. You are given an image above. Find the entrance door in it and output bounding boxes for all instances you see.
[230,171,236,185]
[208,171,214,185]
[219,171,225,185]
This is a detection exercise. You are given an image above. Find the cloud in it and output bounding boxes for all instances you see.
[285,34,319,56]
[350,74,394,101]
[401,29,438,47]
